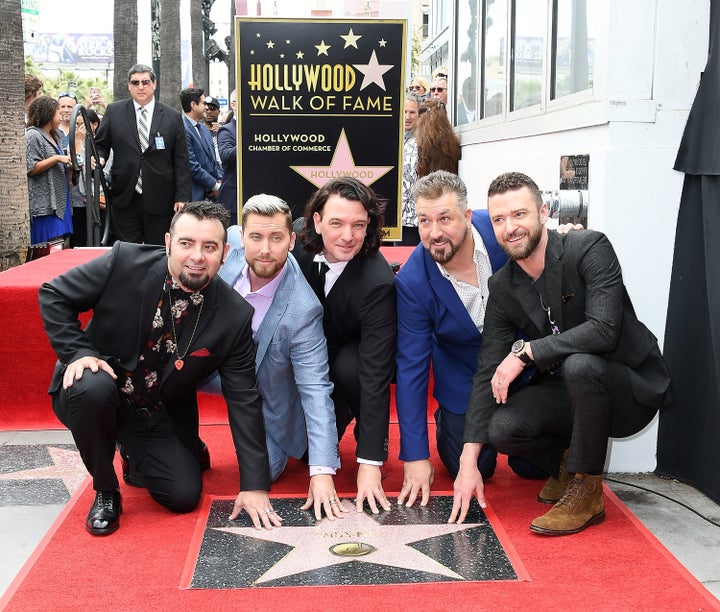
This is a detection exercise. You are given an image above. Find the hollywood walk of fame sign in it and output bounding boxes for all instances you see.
[185,496,519,589]
[234,18,405,239]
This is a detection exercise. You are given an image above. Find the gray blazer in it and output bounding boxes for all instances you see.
[464,229,672,443]
[218,226,340,468]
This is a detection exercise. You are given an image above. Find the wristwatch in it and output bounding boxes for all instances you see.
[511,339,532,365]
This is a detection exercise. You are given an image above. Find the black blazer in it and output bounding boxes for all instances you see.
[464,229,672,443]
[38,242,270,491]
[94,98,191,214]
[293,240,396,461]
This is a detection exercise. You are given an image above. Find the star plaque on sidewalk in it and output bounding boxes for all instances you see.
[187,496,518,589]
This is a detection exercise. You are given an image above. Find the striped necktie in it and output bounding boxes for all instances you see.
[136,106,149,193]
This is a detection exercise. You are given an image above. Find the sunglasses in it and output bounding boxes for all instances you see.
[408,85,424,91]
[430,87,446,93]
[435,72,448,78]
[129,79,153,87]
[57,92,77,100]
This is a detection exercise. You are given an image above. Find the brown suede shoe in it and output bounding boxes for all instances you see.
[530,473,605,536]
[538,449,572,504]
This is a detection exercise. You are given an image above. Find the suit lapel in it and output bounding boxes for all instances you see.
[125,100,142,152]
[423,249,481,338]
[542,232,565,332]
[511,264,548,337]
[138,258,167,358]
[255,265,294,368]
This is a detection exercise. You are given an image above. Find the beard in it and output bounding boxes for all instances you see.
[429,226,468,265]
[249,258,283,279]
[178,270,210,291]
[502,225,542,261]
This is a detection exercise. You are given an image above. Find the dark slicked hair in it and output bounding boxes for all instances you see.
[299,177,386,256]
[169,200,230,243]
[180,87,204,113]
[487,172,543,209]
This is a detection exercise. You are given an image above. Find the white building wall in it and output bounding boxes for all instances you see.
[456,0,709,472]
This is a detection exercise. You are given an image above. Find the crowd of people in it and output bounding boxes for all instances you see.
[31,63,673,544]
[23,67,236,255]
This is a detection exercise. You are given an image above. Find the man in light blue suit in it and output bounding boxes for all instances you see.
[202,194,345,520]
[180,88,222,202]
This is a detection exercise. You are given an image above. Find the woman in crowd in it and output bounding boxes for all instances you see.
[407,76,429,99]
[25,96,73,259]
[71,108,105,247]
[415,96,461,177]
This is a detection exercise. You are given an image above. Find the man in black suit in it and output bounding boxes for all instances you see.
[450,172,672,535]
[94,64,191,245]
[39,201,281,536]
[292,178,396,514]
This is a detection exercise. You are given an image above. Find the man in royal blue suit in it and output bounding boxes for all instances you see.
[395,171,543,507]
[202,194,345,520]
[94,64,191,245]
[181,88,223,202]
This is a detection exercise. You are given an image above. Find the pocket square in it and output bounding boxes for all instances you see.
[190,347,211,357]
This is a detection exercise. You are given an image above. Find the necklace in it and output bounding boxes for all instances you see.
[167,288,204,370]
[538,293,561,336]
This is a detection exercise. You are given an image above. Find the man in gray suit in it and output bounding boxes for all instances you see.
[203,194,345,520]
[450,172,672,535]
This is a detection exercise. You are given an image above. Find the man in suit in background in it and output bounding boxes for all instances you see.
[293,178,396,514]
[181,87,222,202]
[217,89,237,225]
[451,172,672,535]
[202,194,344,521]
[94,64,191,245]
[39,201,281,536]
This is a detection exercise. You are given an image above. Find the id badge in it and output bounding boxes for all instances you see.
[155,135,165,150]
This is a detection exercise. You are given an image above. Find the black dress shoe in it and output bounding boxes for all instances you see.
[86,490,122,536]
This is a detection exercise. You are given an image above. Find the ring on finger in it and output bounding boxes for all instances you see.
[265,508,274,514]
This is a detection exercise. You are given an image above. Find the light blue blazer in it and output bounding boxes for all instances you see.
[217,225,340,468]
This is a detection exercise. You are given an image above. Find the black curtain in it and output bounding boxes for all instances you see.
[657,0,720,504]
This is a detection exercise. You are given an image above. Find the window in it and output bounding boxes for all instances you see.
[511,0,547,111]
[455,0,478,125]
[482,0,507,118]
[551,0,595,99]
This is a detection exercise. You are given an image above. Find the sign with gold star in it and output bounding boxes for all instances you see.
[235,18,406,239]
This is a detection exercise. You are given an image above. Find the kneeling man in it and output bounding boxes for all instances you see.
[450,172,672,535]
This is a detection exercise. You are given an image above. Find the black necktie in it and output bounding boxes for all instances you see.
[316,262,329,301]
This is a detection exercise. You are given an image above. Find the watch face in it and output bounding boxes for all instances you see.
[511,339,524,354]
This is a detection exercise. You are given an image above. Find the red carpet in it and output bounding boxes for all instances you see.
[2,424,718,612]
[0,247,414,431]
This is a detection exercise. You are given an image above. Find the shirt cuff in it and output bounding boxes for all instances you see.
[357,457,383,466]
[309,465,337,476]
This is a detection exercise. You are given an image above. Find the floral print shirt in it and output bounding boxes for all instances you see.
[119,277,204,417]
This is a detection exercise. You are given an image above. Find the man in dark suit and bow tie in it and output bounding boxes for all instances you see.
[39,200,281,536]
[292,178,396,514]
[451,172,672,535]
[180,88,222,202]
[94,64,191,245]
